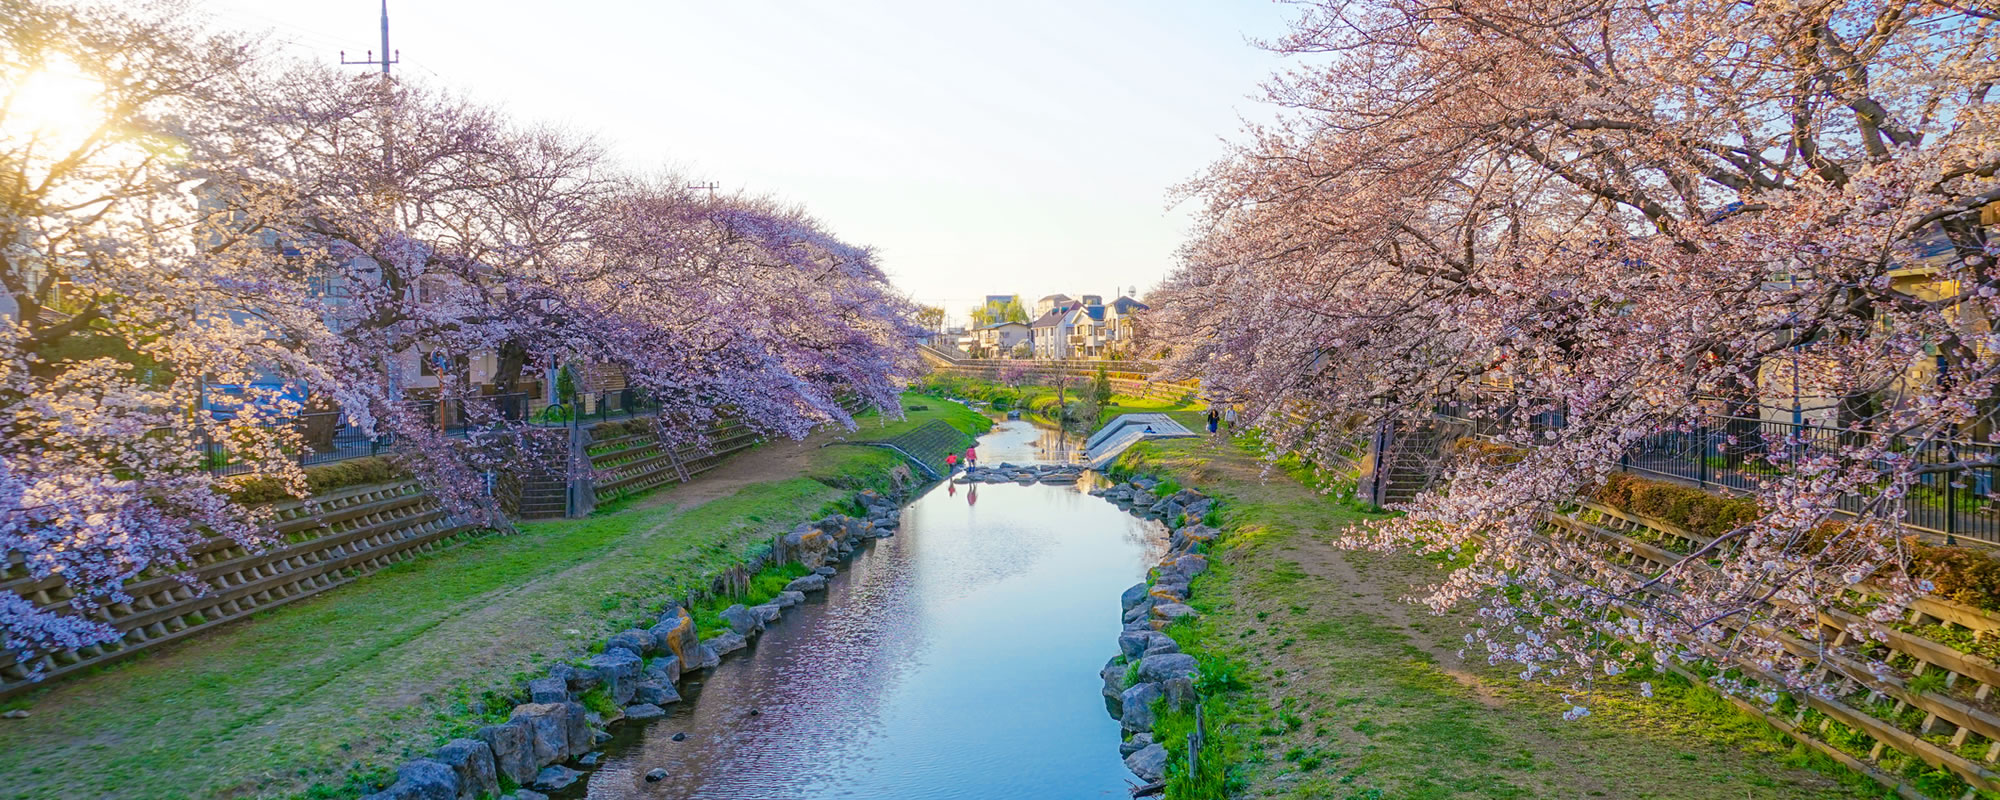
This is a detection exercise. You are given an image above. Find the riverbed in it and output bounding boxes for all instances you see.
[571,420,1164,799]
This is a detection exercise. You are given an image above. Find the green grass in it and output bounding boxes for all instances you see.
[1114,435,1876,800]
[0,395,951,800]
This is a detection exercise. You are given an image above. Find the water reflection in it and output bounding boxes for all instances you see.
[576,421,1163,799]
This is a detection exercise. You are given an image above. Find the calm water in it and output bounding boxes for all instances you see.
[571,420,1165,799]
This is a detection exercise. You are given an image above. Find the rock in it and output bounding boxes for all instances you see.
[1159,554,1209,582]
[1123,619,1152,632]
[814,566,836,577]
[1118,630,1152,661]
[1119,732,1154,757]
[645,767,668,782]
[1152,603,1198,625]
[704,632,748,655]
[1120,682,1163,733]
[507,792,550,800]
[358,759,459,800]
[623,703,667,720]
[577,751,604,766]
[1120,582,1151,612]
[1125,743,1169,783]
[683,643,720,672]
[592,729,613,745]
[1130,491,1157,507]
[0,710,27,720]
[634,680,681,706]
[1138,652,1200,684]
[507,703,571,767]
[644,654,681,686]
[549,662,598,693]
[432,739,499,800]
[785,573,828,593]
[1151,580,1189,603]
[1142,633,1181,657]
[476,722,536,787]
[606,629,656,657]
[770,590,805,608]
[717,604,762,637]
[561,701,593,757]
[647,607,698,664]
[1101,657,1128,698]
[748,603,782,625]
[1122,596,1156,624]
[527,677,568,704]
[587,651,644,705]
[1162,676,1196,709]
[531,765,583,791]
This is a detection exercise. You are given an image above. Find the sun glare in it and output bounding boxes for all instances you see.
[6,54,107,153]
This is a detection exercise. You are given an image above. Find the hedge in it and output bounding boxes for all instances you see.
[227,456,407,505]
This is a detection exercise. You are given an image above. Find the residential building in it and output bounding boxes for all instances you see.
[968,321,1031,358]
[1033,293,1075,318]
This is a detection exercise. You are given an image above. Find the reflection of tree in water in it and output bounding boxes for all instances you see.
[1035,426,1082,463]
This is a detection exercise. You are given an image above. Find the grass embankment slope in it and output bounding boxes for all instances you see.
[922,372,1206,434]
[1115,436,1873,800]
[0,395,989,800]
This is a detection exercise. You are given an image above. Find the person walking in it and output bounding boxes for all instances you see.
[1206,409,1220,435]
[1224,406,1238,436]
[964,444,978,468]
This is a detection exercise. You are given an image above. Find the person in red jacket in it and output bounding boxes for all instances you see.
[964,445,978,467]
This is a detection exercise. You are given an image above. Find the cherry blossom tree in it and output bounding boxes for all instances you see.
[2,0,918,675]
[1155,0,2000,702]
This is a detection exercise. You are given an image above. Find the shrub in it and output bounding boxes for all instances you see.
[226,456,407,504]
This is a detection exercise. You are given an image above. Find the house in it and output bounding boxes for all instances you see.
[969,321,1031,358]
[1033,293,1076,318]
[1031,303,1088,359]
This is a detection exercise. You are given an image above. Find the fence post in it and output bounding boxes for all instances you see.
[1948,465,1959,539]
[1696,422,1709,489]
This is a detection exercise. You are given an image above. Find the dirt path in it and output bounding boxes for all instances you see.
[1131,437,1869,800]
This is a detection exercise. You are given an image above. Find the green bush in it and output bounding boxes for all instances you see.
[227,456,407,505]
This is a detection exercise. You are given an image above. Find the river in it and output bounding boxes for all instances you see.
[569,419,1165,799]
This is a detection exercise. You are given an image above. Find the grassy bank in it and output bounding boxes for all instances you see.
[920,372,1204,434]
[1111,437,1872,800]
[0,394,984,800]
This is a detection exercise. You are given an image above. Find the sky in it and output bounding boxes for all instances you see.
[200,1,1298,327]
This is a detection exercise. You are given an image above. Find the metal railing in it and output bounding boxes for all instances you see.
[202,390,664,475]
[1435,403,2000,543]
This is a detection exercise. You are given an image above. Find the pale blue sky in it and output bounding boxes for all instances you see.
[203,1,1295,325]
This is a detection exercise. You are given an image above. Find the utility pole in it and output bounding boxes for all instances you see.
[688,181,720,199]
[340,0,401,75]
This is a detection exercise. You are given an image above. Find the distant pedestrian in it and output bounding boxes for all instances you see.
[1206,409,1220,434]
[1224,406,1238,430]
[964,445,978,467]
[946,453,958,472]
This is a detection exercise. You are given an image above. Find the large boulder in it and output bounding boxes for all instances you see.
[475,722,535,787]
[1138,653,1199,684]
[771,590,806,608]
[1125,743,1169,784]
[507,704,570,767]
[785,573,828,593]
[647,607,699,663]
[635,680,681,706]
[431,739,499,800]
[1122,596,1156,624]
[1151,603,1198,626]
[1101,657,1128,699]
[719,604,764,637]
[587,651,644,705]
[1117,630,1153,661]
[705,632,748,655]
[606,629,656,657]
[532,765,584,791]
[748,603,782,625]
[561,701,593,757]
[683,642,720,672]
[1119,732,1155,757]
[1162,677,1197,710]
[361,759,457,800]
[1120,582,1151,612]
[1158,554,1209,583]
[1143,634,1181,658]
[548,662,597,693]
[1120,682,1163,733]
[644,654,681,687]
[527,677,568,705]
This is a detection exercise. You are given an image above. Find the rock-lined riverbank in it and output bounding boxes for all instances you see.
[1092,476,1219,788]
[357,488,914,800]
